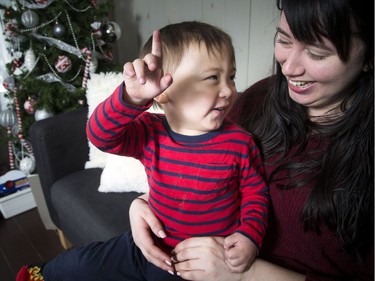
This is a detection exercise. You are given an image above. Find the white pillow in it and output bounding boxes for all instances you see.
[98,154,148,193]
[85,72,124,169]
[85,72,163,193]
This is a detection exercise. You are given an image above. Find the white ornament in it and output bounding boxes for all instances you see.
[35,108,53,121]
[19,155,36,175]
[13,68,23,76]
[24,48,36,72]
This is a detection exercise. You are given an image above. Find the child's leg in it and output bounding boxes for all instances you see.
[18,231,184,281]
[42,231,145,281]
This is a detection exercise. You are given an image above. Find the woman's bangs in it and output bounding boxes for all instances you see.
[281,0,327,44]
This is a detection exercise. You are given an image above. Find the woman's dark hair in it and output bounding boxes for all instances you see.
[243,0,373,262]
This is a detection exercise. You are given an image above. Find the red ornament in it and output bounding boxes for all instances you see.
[4,21,18,37]
[55,55,72,73]
[12,58,23,69]
[24,97,36,114]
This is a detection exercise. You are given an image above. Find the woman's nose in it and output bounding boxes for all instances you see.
[280,49,305,77]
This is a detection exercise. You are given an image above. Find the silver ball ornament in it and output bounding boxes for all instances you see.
[100,21,121,43]
[21,10,39,28]
[53,23,66,37]
[0,109,17,128]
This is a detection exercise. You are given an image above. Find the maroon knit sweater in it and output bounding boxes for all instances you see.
[229,78,374,281]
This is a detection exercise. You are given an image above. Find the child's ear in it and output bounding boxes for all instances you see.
[154,92,169,104]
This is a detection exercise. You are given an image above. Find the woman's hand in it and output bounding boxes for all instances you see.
[172,236,305,281]
[129,194,174,272]
[172,237,244,281]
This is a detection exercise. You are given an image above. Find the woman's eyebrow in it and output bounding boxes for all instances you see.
[277,26,334,52]
[276,27,291,38]
[309,41,334,52]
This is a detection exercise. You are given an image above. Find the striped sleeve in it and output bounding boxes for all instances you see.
[86,82,153,158]
[235,136,269,250]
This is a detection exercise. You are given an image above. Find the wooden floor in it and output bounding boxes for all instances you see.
[0,208,65,281]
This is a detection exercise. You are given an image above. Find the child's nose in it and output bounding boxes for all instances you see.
[220,83,236,99]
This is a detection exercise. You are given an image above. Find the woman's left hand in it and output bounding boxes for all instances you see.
[172,237,244,281]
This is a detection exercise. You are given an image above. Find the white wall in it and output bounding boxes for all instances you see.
[113,0,277,91]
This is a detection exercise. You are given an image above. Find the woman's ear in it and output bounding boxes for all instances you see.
[154,92,170,104]
[363,59,374,72]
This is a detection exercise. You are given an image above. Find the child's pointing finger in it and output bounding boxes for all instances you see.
[151,30,162,58]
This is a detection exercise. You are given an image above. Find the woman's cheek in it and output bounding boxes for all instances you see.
[274,45,287,65]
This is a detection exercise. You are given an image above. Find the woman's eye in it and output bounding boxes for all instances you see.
[307,51,327,61]
[275,33,291,46]
[275,38,290,45]
[230,75,236,81]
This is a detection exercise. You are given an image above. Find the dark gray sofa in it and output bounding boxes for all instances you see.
[29,106,140,247]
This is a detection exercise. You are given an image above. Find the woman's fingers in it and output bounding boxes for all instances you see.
[129,198,172,271]
[174,236,224,255]
[173,237,239,281]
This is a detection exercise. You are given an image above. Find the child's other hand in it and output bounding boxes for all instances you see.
[123,30,173,105]
[224,232,257,273]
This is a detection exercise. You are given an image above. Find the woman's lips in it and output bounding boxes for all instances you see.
[288,80,314,94]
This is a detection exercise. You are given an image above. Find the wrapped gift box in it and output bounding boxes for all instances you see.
[0,170,36,219]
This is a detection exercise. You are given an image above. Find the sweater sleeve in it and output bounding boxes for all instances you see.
[86,82,153,158]
[235,137,269,250]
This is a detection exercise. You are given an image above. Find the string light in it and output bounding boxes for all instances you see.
[63,0,92,13]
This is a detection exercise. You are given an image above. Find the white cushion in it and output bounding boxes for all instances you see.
[85,72,162,193]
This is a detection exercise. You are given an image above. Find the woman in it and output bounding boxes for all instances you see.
[129,0,374,280]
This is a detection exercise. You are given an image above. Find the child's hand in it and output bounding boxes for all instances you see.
[224,232,257,273]
[123,30,173,105]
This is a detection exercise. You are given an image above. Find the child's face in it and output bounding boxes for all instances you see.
[162,43,237,136]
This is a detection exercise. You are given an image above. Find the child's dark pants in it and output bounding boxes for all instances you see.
[42,231,183,281]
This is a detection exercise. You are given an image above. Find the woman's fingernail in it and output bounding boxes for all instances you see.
[168,270,174,275]
[165,260,172,266]
[158,230,166,238]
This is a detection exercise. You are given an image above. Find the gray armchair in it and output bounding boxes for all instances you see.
[29,107,140,247]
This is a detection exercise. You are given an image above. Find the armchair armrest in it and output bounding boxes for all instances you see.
[29,107,90,220]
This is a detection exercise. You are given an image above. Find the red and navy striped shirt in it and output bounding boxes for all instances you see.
[87,83,269,250]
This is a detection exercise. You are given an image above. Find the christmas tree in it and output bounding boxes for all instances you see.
[0,0,121,172]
